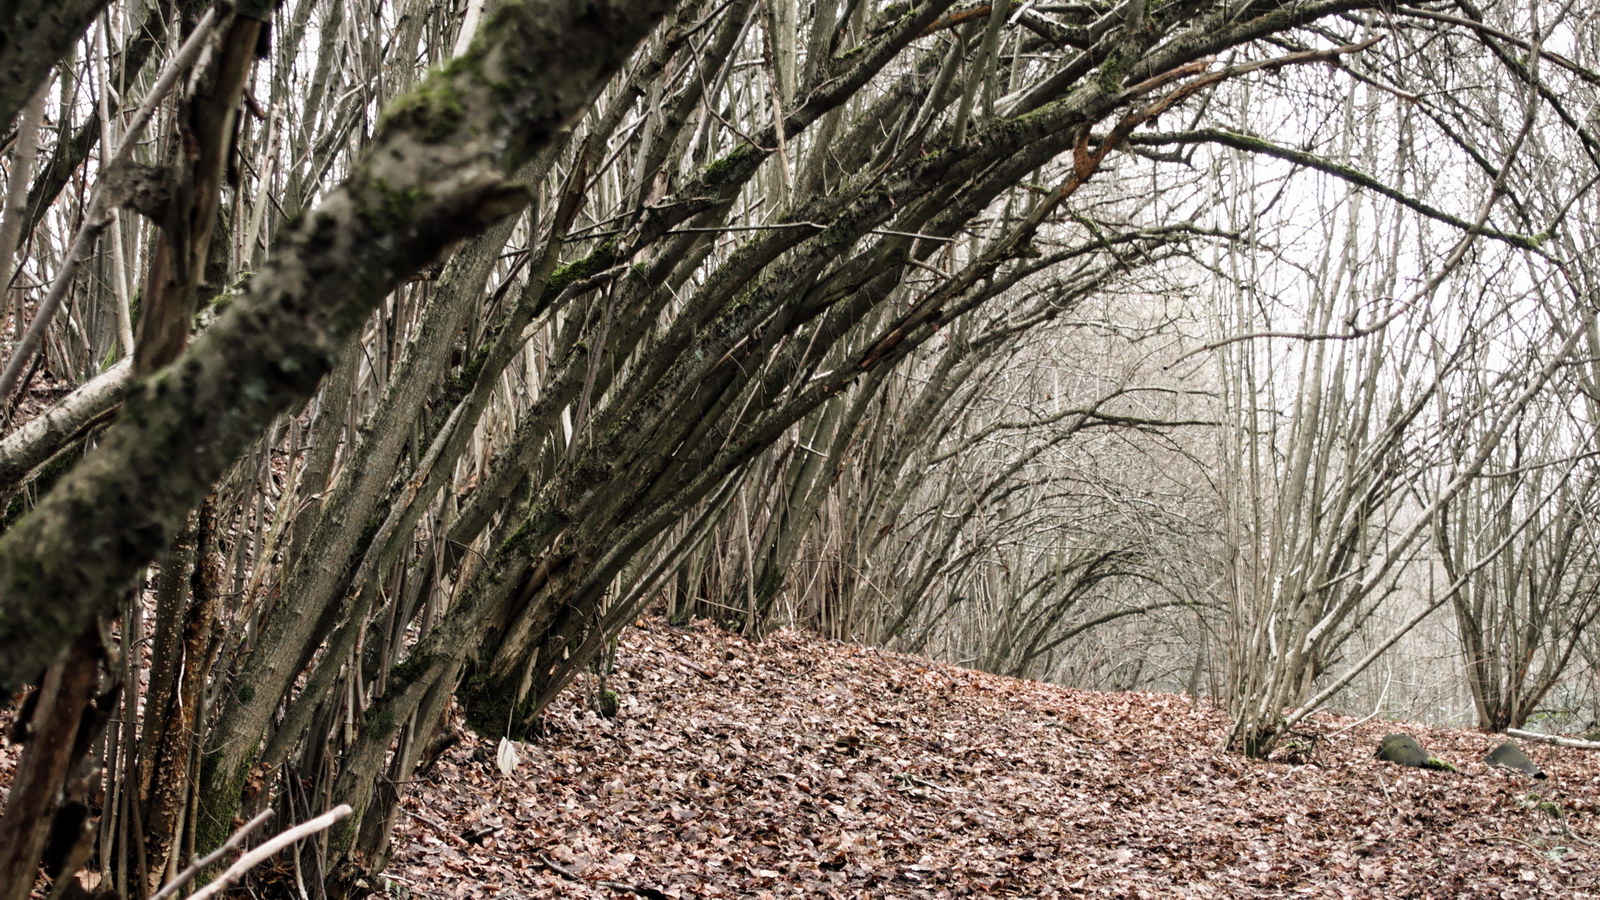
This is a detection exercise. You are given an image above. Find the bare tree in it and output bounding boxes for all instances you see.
[4,1,1598,895]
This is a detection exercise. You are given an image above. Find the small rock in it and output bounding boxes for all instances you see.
[1485,740,1546,778]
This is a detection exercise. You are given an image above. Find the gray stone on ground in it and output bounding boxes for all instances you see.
[1377,733,1430,768]
[1376,733,1458,772]
[1485,740,1546,778]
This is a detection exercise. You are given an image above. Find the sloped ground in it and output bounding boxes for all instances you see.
[384,620,1600,899]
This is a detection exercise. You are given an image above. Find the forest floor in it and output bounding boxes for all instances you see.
[383,619,1600,899]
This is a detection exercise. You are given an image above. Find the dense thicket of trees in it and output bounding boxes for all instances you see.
[1,0,1598,896]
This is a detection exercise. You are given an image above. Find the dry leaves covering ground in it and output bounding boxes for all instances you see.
[383,620,1600,899]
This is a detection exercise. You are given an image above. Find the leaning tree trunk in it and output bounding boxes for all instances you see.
[0,0,114,131]
[0,6,676,893]
[0,0,676,697]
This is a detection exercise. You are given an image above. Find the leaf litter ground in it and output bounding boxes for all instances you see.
[386,619,1600,898]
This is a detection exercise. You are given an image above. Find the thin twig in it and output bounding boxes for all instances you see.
[538,855,671,899]
[1395,7,1599,82]
[0,86,47,324]
[399,805,454,836]
[0,10,220,405]
[1373,771,1397,816]
[1327,667,1394,741]
[908,775,961,793]
[538,854,585,882]
[151,808,274,900]
[181,804,352,900]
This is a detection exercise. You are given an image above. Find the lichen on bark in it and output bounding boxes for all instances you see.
[0,0,678,698]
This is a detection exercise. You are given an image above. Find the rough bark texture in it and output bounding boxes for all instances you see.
[19,0,204,243]
[201,214,519,829]
[0,0,676,696]
[0,634,103,900]
[134,12,265,374]
[0,0,113,133]
[0,360,129,492]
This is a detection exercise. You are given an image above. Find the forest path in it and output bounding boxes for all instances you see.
[385,620,1600,899]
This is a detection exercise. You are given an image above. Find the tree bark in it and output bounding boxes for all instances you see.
[0,0,677,696]
[0,0,112,133]
[0,360,129,493]
[133,12,265,375]
[0,633,104,900]
[1507,728,1600,750]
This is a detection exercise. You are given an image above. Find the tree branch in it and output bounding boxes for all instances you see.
[1128,128,1545,251]
[182,806,349,900]
[0,0,677,695]
[0,0,114,132]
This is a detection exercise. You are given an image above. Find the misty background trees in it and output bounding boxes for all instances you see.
[1,0,1598,896]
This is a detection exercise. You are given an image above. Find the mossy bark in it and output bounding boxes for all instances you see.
[0,0,112,132]
[0,0,677,698]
